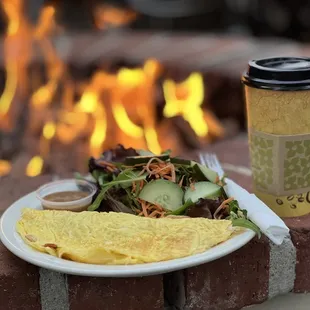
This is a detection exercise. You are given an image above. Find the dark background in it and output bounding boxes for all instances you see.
[3,0,310,42]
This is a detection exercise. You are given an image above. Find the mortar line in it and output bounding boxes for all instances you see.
[39,268,70,310]
[268,236,296,299]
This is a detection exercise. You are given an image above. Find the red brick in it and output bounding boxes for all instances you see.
[0,175,51,309]
[0,242,40,310]
[166,237,270,310]
[68,276,164,310]
[0,174,53,215]
[285,214,310,293]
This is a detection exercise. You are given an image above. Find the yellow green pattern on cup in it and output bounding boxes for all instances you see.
[249,135,274,191]
[284,140,310,191]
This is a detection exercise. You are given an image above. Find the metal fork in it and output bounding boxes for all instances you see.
[199,153,224,178]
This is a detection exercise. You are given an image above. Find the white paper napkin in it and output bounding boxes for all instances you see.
[225,178,289,245]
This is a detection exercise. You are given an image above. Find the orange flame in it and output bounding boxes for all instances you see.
[94,5,137,30]
[0,160,12,176]
[0,0,30,120]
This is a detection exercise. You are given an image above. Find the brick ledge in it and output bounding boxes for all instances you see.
[1,137,310,309]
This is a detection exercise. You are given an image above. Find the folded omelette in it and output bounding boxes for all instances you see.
[16,208,234,265]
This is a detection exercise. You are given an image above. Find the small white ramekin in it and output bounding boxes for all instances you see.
[36,179,97,212]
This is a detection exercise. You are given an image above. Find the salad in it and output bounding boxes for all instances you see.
[80,145,260,235]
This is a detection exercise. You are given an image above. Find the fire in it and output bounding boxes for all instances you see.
[0,2,224,177]
[90,104,107,157]
[77,92,99,114]
[0,0,28,119]
[43,122,56,140]
[26,156,44,177]
[112,102,144,138]
[94,4,137,29]
[31,81,57,108]
[0,160,12,176]
[163,72,209,137]
[0,61,18,116]
[144,128,161,155]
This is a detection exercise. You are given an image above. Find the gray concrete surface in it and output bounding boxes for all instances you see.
[246,294,310,310]
[268,237,296,298]
[39,268,69,310]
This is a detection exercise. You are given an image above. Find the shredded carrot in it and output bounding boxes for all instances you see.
[189,178,195,191]
[141,200,148,217]
[170,164,176,182]
[178,175,185,187]
[149,210,161,218]
[214,197,234,219]
[140,180,144,190]
[137,198,166,218]
[143,157,177,183]
[106,166,115,172]
[97,160,116,168]
[132,181,136,193]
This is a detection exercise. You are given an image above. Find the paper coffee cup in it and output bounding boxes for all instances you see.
[242,57,310,217]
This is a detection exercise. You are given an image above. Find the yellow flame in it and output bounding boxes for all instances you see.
[76,91,98,113]
[144,127,161,155]
[117,68,145,87]
[112,102,144,138]
[0,61,18,116]
[43,121,56,140]
[90,105,107,156]
[26,156,44,177]
[0,160,12,176]
[163,72,208,137]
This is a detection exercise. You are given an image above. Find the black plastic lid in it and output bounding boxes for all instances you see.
[242,57,310,90]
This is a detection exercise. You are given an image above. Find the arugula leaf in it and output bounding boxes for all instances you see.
[161,149,172,155]
[226,199,261,236]
[228,199,240,214]
[105,192,135,214]
[171,199,194,215]
[111,170,147,189]
[88,186,111,211]
[88,170,147,211]
[124,188,141,210]
[232,218,261,237]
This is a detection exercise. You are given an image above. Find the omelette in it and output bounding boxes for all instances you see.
[16,208,235,265]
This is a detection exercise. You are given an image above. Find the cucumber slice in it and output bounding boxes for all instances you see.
[170,157,192,165]
[138,179,184,211]
[184,181,222,203]
[193,163,219,183]
[137,149,155,156]
[125,154,169,165]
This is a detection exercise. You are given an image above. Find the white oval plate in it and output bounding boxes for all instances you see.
[0,191,255,277]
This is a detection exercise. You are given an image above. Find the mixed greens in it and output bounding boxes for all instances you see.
[84,145,260,236]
